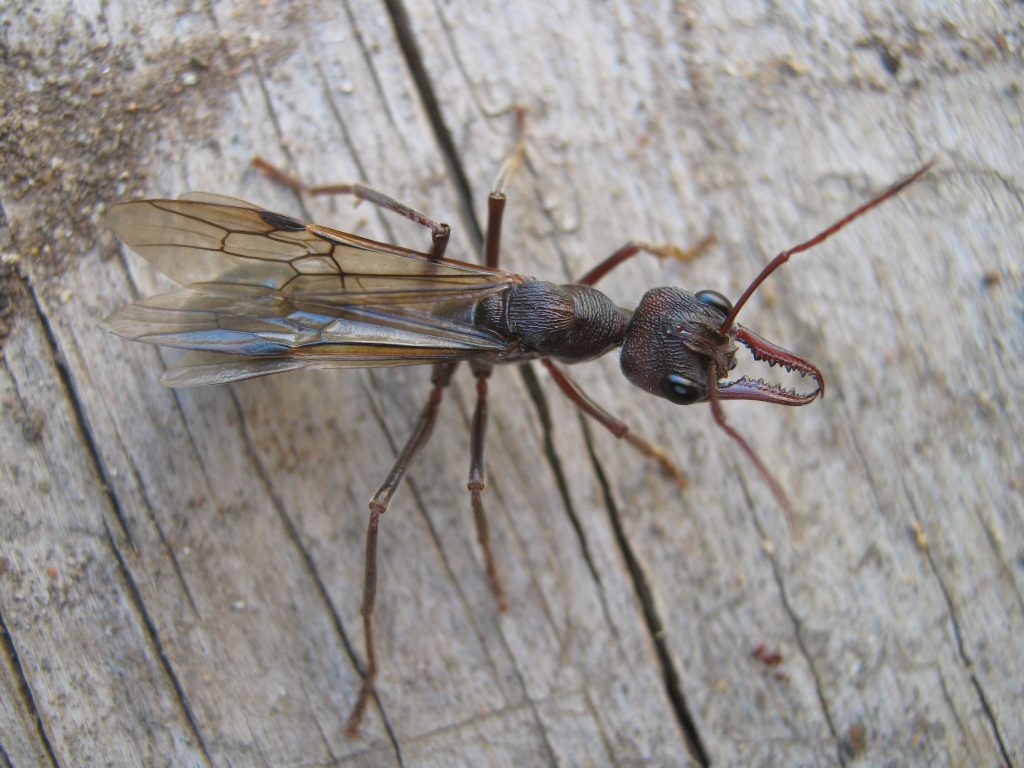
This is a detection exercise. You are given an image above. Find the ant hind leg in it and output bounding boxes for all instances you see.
[345,362,458,736]
[253,156,450,258]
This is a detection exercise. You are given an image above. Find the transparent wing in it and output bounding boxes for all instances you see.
[105,196,515,302]
[178,191,263,208]
[103,195,520,387]
[158,348,480,387]
[102,283,512,387]
[160,354,307,386]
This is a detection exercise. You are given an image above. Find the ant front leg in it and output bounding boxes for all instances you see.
[346,361,457,737]
[540,359,688,489]
[253,156,451,258]
[577,235,717,287]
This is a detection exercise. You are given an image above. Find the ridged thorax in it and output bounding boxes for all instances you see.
[475,280,631,362]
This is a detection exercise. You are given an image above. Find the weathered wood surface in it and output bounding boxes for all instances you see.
[2,1,1021,765]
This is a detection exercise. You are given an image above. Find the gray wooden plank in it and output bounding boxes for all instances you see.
[0,631,53,768]
[6,0,690,764]
[2,0,1021,766]
[401,0,1023,765]
[0,292,208,766]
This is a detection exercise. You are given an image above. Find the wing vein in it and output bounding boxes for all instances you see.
[104,194,519,386]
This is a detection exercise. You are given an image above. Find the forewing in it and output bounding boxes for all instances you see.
[106,197,515,302]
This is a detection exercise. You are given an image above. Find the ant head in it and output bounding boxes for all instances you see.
[619,286,824,406]
[617,162,930,529]
[619,162,934,411]
[620,287,734,404]
[619,283,823,534]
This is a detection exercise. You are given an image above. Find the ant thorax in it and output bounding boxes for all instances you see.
[474,279,630,363]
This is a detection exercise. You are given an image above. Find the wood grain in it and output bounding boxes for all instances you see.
[2,1,1021,765]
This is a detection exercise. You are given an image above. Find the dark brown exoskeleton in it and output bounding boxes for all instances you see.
[102,115,931,734]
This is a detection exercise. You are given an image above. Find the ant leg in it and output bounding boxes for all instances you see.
[483,106,528,268]
[467,361,508,611]
[576,234,717,287]
[719,160,934,330]
[346,361,458,737]
[540,359,688,489]
[454,106,526,612]
[704,366,798,535]
[253,156,450,258]
[483,192,507,269]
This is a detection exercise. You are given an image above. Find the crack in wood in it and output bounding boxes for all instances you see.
[0,561,60,767]
[24,284,214,765]
[579,416,711,767]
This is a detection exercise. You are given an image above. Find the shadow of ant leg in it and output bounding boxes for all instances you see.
[482,105,528,269]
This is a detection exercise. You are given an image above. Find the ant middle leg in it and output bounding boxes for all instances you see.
[467,360,507,611]
[253,156,450,258]
[458,108,528,612]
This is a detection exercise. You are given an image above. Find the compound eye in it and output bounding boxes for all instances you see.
[659,373,704,405]
[695,289,733,317]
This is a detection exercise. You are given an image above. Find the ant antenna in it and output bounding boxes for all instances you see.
[710,161,933,533]
[720,161,934,333]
